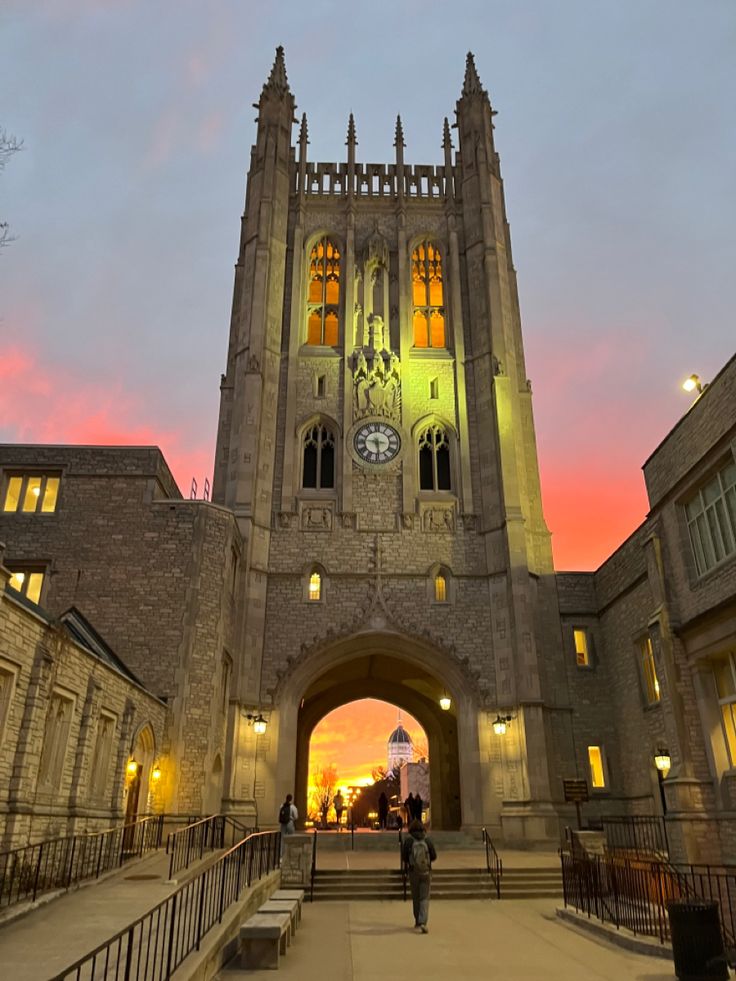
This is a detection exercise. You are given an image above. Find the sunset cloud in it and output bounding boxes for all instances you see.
[0,342,212,495]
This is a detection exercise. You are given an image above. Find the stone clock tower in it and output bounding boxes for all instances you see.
[213,48,570,841]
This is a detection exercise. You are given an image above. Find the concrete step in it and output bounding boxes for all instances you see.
[311,864,561,901]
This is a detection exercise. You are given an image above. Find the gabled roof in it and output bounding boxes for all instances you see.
[59,606,144,687]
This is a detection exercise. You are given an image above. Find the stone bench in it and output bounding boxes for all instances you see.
[240,912,291,970]
[270,888,305,925]
[257,899,299,941]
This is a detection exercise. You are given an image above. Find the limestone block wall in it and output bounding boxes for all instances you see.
[0,446,241,816]
[0,588,166,848]
[263,523,493,700]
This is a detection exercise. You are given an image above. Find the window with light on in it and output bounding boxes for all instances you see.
[308,572,321,602]
[3,474,60,514]
[588,746,606,789]
[573,629,590,667]
[8,570,44,605]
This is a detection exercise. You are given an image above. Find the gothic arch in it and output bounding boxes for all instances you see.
[303,232,345,347]
[296,415,340,494]
[126,722,156,820]
[270,627,483,831]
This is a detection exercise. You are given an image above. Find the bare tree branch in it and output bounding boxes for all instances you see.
[1,127,23,249]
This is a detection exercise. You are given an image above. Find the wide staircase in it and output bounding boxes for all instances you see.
[311,865,561,901]
[309,829,563,902]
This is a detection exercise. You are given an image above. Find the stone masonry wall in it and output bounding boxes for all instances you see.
[0,587,166,847]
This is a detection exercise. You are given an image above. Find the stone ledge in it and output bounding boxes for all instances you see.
[555,906,673,960]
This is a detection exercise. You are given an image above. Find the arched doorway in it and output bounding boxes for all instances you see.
[307,699,428,828]
[124,723,156,823]
[273,628,479,830]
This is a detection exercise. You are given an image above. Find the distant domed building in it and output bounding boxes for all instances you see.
[387,720,413,772]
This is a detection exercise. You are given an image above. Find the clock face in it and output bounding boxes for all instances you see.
[353,421,401,465]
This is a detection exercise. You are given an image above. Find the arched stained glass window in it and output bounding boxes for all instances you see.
[302,424,335,490]
[412,242,445,348]
[309,571,321,602]
[419,425,451,491]
[307,237,341,345]
[434,573,447,602]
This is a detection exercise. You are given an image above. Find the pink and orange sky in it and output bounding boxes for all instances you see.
[1,2,734,575]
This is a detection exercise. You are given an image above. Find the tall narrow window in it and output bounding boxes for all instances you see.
[640,635,661,704]
[429,378,439,400]
[685,459,736,575]
[307,237,341,346]
[573,628,590,667]
[418,425,451,491]
[714,654,736,767]
[38,692,74,792]
[308,571,321,601]
[587,746,606,789]
[89,713,115,800]
[0,664,17,749]
[412,242,445,348]
[302,424,335,490]
[434,573,447,602]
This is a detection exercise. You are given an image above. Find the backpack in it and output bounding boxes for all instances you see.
[279,802,291,825]
[410,838,431,874]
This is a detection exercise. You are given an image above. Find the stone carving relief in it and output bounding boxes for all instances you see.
[276,511,297,529]
[351,327,401,422]
[423,506,455,532]
[339,511,357,530]
[301,504,333,531]
[400,512,415,530]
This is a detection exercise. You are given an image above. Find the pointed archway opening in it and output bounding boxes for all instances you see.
[294,648,462,829]
[307,699,429,830]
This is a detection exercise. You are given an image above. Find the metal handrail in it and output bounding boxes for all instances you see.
[309,829,318,902]
[398,829,407,900]
[51,829,281,981]
[600,815,669,859]
[0,815,163,910]
[166,814,253,879]
[481,826,502,899]
[561,851,736,956]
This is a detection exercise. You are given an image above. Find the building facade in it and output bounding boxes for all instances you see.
[0,50,734,861]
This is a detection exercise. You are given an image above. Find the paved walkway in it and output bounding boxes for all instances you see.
[220,899,674,981]
[0,843,668,981]
[0,850,177,981]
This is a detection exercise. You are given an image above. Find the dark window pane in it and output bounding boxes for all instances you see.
[320,442,335,489]
[436,445,451,490]
[303,443,318,488]
[419,445,434,490]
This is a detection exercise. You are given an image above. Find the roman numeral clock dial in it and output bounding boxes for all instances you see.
[353,422,401,466]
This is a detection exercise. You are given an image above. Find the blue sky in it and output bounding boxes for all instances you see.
[1,0,734,567]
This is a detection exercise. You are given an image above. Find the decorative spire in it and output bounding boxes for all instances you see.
[299,112,309,146]
[394,114,405,149]
[462,51,485,97]
[346,112,357,147]
[262,45,290,98]
[442,116,453,151]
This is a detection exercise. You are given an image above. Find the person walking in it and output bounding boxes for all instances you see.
[401,819,437,933]
[278,793,298,850]
[378,791,389,830]
[413,792,423,822]
[404,792,414,825]
[333,791,344,831]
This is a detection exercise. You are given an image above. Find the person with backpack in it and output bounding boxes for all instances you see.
[278,793,298,846]
[401,818,437,933]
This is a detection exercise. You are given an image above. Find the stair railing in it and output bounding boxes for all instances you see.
[0,815,163,910]
[398,829,407,900]
[309,829,318,902]
[481,826,502,899]
[166,815,254,879]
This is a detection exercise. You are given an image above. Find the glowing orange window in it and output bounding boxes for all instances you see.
[412,242,445,348]
[307,237,341,345]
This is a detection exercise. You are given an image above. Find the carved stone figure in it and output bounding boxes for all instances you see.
[351,335,401,422]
